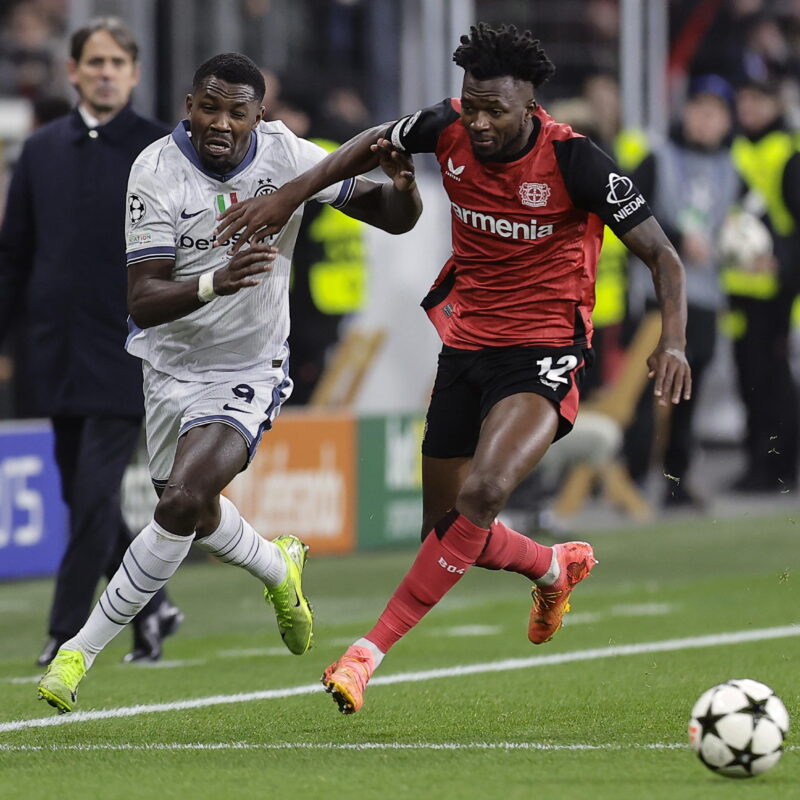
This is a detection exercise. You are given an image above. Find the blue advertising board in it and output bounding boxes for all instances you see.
[0,421,67,580]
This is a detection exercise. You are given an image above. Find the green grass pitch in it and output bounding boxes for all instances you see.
[1,511,798,799]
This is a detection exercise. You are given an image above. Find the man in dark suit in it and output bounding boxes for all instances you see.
[0,17,182,665]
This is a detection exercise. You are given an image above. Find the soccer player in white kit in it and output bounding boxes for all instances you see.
[37,52,422,713]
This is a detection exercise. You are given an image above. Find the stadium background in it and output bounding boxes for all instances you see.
[0,0,798,570]
[0,4,799,797]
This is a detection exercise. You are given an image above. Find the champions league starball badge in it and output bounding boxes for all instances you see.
[128,193,146,226]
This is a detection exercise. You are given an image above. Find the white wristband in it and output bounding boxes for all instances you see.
[197,269,218,303]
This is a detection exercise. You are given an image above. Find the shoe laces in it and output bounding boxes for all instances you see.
[268,583,295,629]
[50,651,83,684]
[533,586,564,610]
[336,656,371,690]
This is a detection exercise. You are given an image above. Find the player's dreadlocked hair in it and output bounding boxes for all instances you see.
[453,23,555,88]
[192,53,266,101]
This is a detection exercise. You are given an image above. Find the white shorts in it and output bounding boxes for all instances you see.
[142,361,293,486]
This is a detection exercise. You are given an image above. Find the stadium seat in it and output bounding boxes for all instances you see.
[309,327,386,407]
[552,311,662,520]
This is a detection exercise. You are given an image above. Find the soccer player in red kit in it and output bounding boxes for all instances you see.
[216,23,692,714]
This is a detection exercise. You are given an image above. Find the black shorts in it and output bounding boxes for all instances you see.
[422,344,592,459]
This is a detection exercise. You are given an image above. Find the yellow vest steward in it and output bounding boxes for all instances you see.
[593,229,628,327]
[724,131,800,299]
[731,131,800,236]
[614,129,650,173]
[305,138,366,315]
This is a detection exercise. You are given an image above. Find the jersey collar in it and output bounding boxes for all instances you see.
[172,119,257,182]
[490,115,542,164]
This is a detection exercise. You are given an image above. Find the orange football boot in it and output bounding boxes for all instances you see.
[529,541,597,644]
[321,644,376,714]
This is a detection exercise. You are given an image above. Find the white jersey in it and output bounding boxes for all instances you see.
[124,119,354,382]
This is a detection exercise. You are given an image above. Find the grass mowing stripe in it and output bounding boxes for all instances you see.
[374,624,800,686]
[0,742,690,752]
[1,742,797,753]
[4,624,797,734]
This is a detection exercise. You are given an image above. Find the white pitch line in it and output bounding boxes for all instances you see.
[126,659,206,670]
[611,603,674,617]
[2,624,798,734]
[436,625,503,637]
[217,648,291,659]
[566,603,675,627]
[562,612,605,625]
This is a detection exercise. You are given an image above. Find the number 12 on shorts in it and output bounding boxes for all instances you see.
[536,355,578,387]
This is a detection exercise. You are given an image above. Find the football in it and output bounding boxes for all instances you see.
[688,679,790,778]
[718,210,773,268]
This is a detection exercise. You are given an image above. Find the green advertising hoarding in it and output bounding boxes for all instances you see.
[357,414,425,550]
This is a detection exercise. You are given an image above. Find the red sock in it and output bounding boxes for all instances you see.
[475,519,553,582]
[365,509,489,653]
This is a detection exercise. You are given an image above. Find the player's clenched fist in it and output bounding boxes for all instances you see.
[371,138,416,193]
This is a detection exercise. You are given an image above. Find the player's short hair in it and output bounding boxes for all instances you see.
[192,53,265,102]
[453,23,555,89]
[70,17,139,63]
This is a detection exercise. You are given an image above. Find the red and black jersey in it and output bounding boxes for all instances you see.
[388,99,652,349]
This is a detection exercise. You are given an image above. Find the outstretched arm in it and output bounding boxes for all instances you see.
[337,139,422,234]
[621,216,692,405]
[215,123,395,252]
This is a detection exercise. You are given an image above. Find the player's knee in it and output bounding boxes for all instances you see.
[195,498,224,537]
[155,484,206,535]
[456,475,509,526]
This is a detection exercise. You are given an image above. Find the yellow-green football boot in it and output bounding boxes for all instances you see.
[264,535,313,654]
[37,649,86,713]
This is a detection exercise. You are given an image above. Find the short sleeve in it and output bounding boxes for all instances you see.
[387,99,461,154]
[125,160,177,266]
[292,136,356,208]
[553,136,652,237]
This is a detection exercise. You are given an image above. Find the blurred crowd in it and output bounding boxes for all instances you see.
[4,0,800,520]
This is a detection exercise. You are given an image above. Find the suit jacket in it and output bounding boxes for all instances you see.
[0,104,169,417]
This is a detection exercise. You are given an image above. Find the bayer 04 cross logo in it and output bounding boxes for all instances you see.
[128,193,146,226]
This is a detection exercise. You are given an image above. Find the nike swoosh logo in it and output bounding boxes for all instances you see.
[180,208,206,219]
[222,403,252,413]
[293,590,302,608]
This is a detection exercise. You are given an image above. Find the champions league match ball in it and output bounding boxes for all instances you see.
[688,679,790,778]
[718,210,772,268]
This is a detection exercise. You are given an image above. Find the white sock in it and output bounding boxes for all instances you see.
[533,549,561,586]
[355,637,385,668]
[62,520,194,668]
[194,496,286,586]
